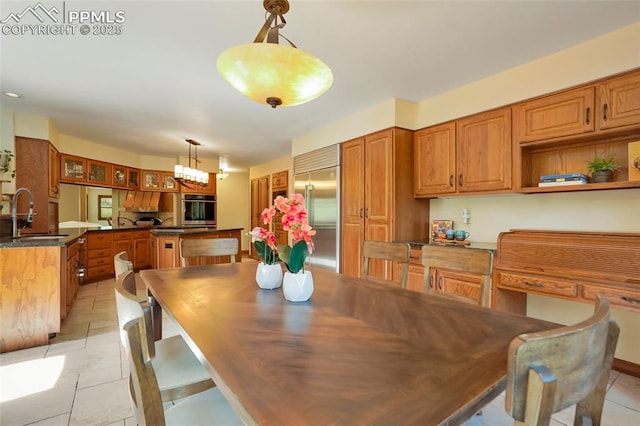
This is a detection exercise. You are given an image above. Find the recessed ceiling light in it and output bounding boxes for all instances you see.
[4,92,21,98]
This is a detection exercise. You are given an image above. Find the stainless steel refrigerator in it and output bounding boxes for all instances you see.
[293,145,340,272]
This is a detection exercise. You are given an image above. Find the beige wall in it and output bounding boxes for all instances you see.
[216,171,251,251]
[285,22,640,364]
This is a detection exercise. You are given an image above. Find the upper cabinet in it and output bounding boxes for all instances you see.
[457,108,512,193]
[414,108,512,198]
[61,154,87,183]
[127,168,140,190]
[48,144,60,198]
[514,69,640,193]
[112,165,127,188]
[87,160,111,186]
[598,70,640,130]
[514,87,595,143]
[271,170,288,192]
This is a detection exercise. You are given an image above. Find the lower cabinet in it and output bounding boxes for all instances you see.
[133,230,150,269]
[87,232,114,281]
[62,239,81,319]
[152,230,242,269]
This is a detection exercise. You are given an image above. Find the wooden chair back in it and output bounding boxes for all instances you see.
[114,271,155,358]
[114,251,134,280]
[122,317,166,425]
[362,240,411,288]
[505,296,619,425]
[421,245,493,306]
[179,238,239,266]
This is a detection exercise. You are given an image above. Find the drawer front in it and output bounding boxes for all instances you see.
[133,230,150,239]
[88,248,111,259]
[113,231,132,241]
[88,233,113,249]
[497,272,578,297]
[88,257,111,268]
[67,242,80,258]
[582,284,640,311]
[88,265,114,279]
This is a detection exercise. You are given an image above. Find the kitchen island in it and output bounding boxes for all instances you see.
[0,225,242,353]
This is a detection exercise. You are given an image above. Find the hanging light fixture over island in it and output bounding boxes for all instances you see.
[174,139,209,186]
[216,0,333,108]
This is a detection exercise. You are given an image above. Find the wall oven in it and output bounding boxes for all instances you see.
[182,194,216,226]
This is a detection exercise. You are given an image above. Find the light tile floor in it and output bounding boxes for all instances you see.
[1,275,639,425]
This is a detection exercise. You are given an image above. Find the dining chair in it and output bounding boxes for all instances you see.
[114,250,134,280]
[179,238,239,266]
[114,271,215,403]
[122,316,243,425]
[362,240,411,288]
[421,245,493,306]
[505,295,619,426]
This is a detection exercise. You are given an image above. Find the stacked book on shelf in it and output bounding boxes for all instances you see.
[538,173,588,187]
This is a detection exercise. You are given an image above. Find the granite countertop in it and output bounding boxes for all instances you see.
[0,226,243,248]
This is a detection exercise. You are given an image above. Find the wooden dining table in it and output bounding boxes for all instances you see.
[139,262,556,425]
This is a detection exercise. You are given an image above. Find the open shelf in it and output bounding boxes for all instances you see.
[519,180,640,194]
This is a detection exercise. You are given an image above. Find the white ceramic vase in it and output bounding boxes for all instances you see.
[255,262,283,289]
[282,270,314,302]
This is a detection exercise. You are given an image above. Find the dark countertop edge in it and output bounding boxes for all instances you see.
[0,227,244,248]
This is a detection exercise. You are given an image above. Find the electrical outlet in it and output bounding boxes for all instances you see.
[462,209,470,224]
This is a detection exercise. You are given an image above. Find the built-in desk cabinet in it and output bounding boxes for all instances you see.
[151,230,242,268]
[493,230,640,314]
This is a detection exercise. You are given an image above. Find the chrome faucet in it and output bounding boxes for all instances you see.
[11,187,34,238]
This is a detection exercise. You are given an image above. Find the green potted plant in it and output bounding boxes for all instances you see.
[586,155,620,183]
[0,149,16,179]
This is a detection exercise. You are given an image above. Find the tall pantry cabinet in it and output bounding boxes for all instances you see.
[341,128,430,281]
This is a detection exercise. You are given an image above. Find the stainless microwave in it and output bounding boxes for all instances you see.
[182,194,216,225]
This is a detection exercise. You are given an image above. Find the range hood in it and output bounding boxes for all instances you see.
[123,191,173,212]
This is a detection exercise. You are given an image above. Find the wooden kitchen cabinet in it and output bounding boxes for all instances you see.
[87,159,111,186]
[15,137,60,234]
[598,70,640,130]
[86,232,114,282]
[60,154,87,183]
[63,238,81,319]
[112,164,128,188]
[161,172,178,192]
[456,107,512,193]
[142,170,162,190]
[127,168,140,190]
[414,122,456,196]
[113,230,133,258]
[133,230,150,269]
[341,128,430,281]
[513,69,640,193]
[493,230,640,314]
[48,144,60,198]
[250,175,270,260]
[428,268,484,302]
[271,170,288,191]
[413,108,512,197]
[514,86,595,143]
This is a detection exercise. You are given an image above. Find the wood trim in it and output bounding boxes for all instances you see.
[613,358,640,378]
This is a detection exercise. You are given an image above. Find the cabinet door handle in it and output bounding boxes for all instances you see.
[449,175,454,187]
[621,296,640,304]
[365,208,368,218]
[585,107,590,124]
[428,275,434,289]
[458,174,463,187]
[359,208,363,218]
[603,103,608,121]
[438,276,443,290]
[524,281,544,288]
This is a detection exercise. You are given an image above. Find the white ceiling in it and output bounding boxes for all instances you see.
[1,0,639,171]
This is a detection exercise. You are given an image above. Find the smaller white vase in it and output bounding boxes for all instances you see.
[282,271,313,302]
[255,262,283,289]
